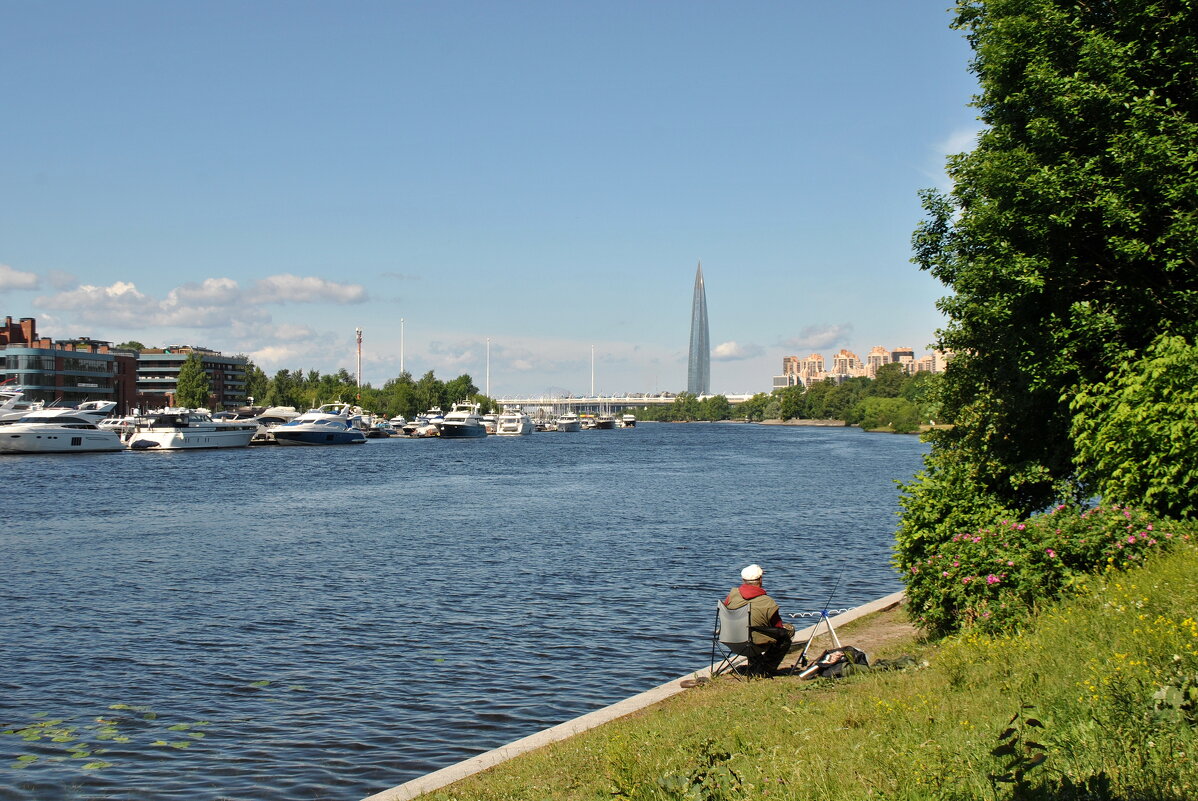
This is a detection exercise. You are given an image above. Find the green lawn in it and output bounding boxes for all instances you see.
[425,544,1198,800]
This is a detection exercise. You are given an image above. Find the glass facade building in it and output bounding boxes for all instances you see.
[687,262,710,396]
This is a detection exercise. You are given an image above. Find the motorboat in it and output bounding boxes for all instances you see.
[248,406,301,444]
[0,387,43,424]
[267,403,368,446]
[402,407,444,437]
[365,420,396,438]
[594,413,617,430]
[438,402,488,438]
[125,411,257,450]
[619,414,637,428]
[388,414,407,429]
[0,408,124,454]
[481,413,498,435]
[495,405,534,436]
[556,412,582,432]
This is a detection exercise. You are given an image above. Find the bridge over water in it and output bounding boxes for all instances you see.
[491,394,755,414]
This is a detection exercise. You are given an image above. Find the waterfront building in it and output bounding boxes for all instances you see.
[687,262,710,396]
[773,343,949,389]
[136,346,248,410]
[866,346,891,378]
[831,349,865,378]
[0,316,139,411]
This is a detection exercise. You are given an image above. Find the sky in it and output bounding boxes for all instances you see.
[0,2,980,398]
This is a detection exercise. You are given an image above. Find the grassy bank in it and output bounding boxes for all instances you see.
[424,545,1198,800]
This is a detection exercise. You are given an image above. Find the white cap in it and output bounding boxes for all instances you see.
[740,564,763,581]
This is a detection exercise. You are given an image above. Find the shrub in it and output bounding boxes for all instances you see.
[903,504,1194,636]
[1071,334,1198,520]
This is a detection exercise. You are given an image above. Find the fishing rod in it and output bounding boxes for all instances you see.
[793,569,845,669]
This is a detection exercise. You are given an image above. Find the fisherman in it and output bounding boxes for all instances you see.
[723,563,795,675]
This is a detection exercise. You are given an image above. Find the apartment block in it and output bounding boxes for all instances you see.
[0,316,139,412]
[136,346,248,411]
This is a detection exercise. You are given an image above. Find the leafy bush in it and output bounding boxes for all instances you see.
[858,396,921,433]
[904,504,1194,636]
[1071,334,1198,520]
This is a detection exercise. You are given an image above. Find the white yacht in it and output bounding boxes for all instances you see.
[438,402,488,438]
[495,405,534,436]
[403,407,444,437]
[556,412,582,432]
[267,403,368,446]
[126,411,257,450]
[0,387,42,424]
[619,413,637,428]
[0,408,124,454]
[247,406,301,444]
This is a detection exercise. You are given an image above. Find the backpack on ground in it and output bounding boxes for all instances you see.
[797,645,869,679]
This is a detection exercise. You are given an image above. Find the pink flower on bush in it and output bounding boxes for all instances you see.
[1128,535,1137,544]
[986,575,1000,585]
[962,577,973,584]
[953,560,960,567]
[1007,560,1015,566]
[1045,548,1056,558]
[1016,523,1026,531]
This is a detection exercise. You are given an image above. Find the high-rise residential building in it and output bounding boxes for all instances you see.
[687,262,710,396]
[866,346,891,377]
[831,349,864,377]
[799,353,826,384]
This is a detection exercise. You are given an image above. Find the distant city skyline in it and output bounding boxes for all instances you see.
[0,3,977,396]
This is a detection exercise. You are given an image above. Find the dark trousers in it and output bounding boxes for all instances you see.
[747,628,794,675]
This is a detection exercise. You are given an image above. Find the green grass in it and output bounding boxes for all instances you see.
[424,544,1198,800]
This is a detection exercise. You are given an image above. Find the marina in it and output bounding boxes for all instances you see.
[0,423,926,801]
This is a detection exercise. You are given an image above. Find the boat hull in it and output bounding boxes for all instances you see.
[126,428,256,450]
[439,423,487,438]
[273,428,367,445]
[0,428,123,453]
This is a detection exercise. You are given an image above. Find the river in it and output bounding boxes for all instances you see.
[0,422,927,800]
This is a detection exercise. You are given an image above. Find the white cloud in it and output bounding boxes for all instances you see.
[38,281,150,326]
[251,274,367,304]
[781,323,854,352]
[712,341,763,361]
[0,264,40,291]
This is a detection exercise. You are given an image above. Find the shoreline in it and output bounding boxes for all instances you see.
[362,590,906,801]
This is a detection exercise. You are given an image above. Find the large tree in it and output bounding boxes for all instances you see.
[899,0,1198,562]
[174,353,211,409]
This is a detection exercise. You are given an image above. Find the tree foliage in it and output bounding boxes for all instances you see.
[899,0,1198,566]
[173,353,211,409]
[1071,334,1198,519]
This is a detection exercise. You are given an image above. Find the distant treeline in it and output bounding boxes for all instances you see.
[633,364,943,432]
[242,361,492,419]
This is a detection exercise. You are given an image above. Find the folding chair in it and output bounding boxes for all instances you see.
[711,601,771,678]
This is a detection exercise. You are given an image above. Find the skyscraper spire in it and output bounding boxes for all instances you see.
[687,261,710,396]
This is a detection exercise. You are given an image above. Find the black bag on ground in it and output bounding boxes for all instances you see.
[800,645,869,679]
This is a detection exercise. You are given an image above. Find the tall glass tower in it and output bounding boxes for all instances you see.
[687,262,710,396]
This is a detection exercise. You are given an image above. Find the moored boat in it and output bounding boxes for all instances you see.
[495,405,534,436]
[556,412,582,432]
[125,411,257,450]
[439,402,488,438]
[0,408,124,454]
[268,403,368,446]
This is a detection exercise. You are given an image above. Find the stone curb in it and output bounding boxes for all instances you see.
[362,590,905,801]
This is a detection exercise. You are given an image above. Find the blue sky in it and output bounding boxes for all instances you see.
[0,2,979,397]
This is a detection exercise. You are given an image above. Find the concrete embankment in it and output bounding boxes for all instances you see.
[362,590,905,801]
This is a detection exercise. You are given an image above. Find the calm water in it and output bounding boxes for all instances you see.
[0,422,927,800]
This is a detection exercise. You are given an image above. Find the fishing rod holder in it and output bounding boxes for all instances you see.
[786,607,849,667]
